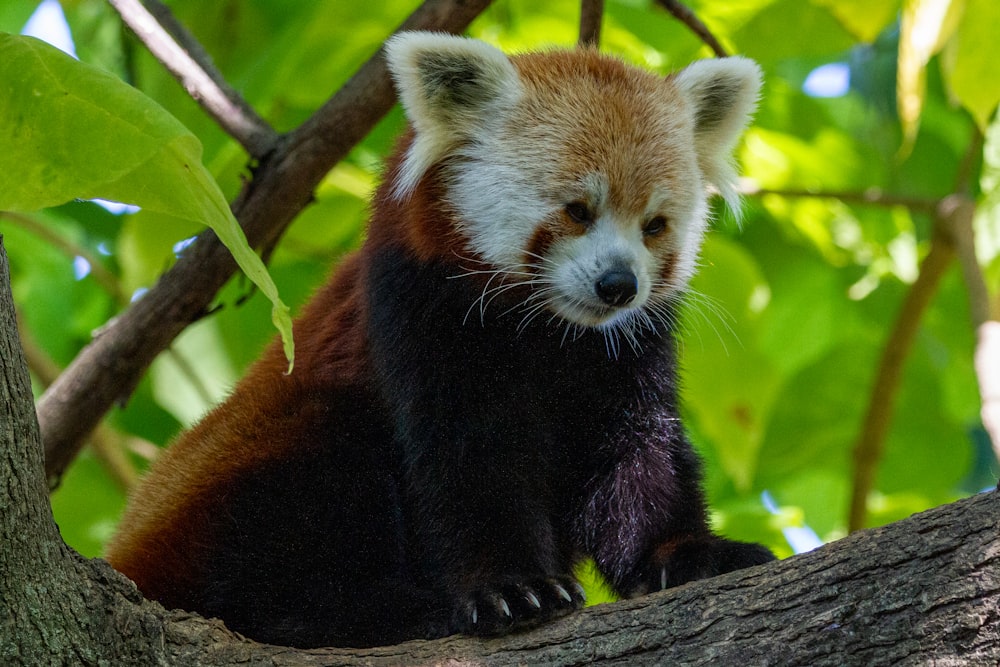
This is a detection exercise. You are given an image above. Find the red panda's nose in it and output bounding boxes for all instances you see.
[595,270,638,307]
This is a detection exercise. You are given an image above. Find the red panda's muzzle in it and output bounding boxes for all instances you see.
[595,269,639,307]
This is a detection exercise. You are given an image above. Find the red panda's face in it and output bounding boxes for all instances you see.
[386,33,761,344]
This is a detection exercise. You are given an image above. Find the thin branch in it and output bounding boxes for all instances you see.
[741,183,941,215]
[15,307,63,387]
[847,219,955,532]
[0,211,127,306]
[977,321,1000,466]
[37,0,494,483]
[15,306,139,489]
[163,348,216,409]
[1,213,215,427]
[939,128,999,463]
[653,0,728,57]
[108,0,277,159]
[578,0,604,47]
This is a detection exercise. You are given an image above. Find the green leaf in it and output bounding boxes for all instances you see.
[897,0,964,151]
[944,0,1000,130]
[813,0,901,43]
[682,237,781,492]
[0,33,293,369]
[733,0,854,62]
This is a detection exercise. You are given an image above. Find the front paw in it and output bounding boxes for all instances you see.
[629,535,775,597]
[452,575,586,636]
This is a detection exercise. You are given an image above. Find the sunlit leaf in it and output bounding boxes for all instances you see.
[813,0,901,43]
[897,0,963,151]
[943,0,1000,130]
[682,237,781,492]
[733,0,854,61]
[0,33,293,369]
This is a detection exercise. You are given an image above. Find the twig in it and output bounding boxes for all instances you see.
[1,212,217,421]
[15,306,139,489]
[653,0,728,57]
[108,0,277,159]
[977,321,1000,466]
[579,0,604,47]
[847,220,954,532]
[37,0,494,483]
[940,128,999,463]
[742,183,940,215]
[845,121,985,532]
[0,211,127,305]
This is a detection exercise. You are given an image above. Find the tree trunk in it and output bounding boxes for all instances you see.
[2,235,998,665]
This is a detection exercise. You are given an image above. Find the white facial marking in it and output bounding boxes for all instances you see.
[384,33,761,349]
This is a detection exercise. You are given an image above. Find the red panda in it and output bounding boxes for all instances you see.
[105,31,773,648]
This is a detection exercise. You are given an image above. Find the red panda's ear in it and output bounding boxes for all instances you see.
[385,31,522,197]
[673,57,762,217]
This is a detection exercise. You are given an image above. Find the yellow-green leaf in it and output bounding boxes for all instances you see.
[0,33,293,369]
[944,0,1000,130]
[814,0,901,43]
[897,0,964,152]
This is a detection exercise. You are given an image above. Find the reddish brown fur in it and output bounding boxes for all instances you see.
[105,251,373,604]
[508,50,697,221]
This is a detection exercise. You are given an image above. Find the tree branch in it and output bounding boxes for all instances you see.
[0,211,127,306]
[36,0,494,484]
[938,129,999,463]
[578,0,604,47]
[977,321,1000,465]
[847,219,955,532]
[149,485,1000,665]
[653,0,728,57]
[108,0,277,159]
[15,306,139,489]
[741,183,941,214]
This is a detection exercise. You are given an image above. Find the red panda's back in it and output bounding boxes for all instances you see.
[105,252,372,607]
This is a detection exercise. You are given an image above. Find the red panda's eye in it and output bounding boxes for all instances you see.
[564,202,593,226]
[644,216,668,236]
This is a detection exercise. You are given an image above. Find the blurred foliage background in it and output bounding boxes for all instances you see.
[1,0,998,585]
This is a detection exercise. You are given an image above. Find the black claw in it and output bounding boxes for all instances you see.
[453,575,585,637]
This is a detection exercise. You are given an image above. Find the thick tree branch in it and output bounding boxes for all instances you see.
[36,0,495,484]
[654,0,728,57]
[578,0,604,47]
[108,0,277,159]
[147,486,1000,667]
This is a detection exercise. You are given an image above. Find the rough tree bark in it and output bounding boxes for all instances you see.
[2,238,998,666]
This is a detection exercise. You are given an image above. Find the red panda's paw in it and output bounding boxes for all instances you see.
[452,576,586,636]
[629,535,776,597]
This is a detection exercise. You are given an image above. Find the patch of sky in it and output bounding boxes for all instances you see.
[21,0,76,58]
[803,62,850,98]
[761,490,824,554]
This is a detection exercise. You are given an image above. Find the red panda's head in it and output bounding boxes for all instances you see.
[384,32,761,347]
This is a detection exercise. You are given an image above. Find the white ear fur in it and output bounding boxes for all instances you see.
[674,57,762,216]
[384,31,522,197]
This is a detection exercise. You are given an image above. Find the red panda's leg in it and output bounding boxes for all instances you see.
[403,451,585,637]
[579,423,775,598]
[188,391,450,648]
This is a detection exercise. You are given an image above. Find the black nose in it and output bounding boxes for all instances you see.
[595,270,638,306]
